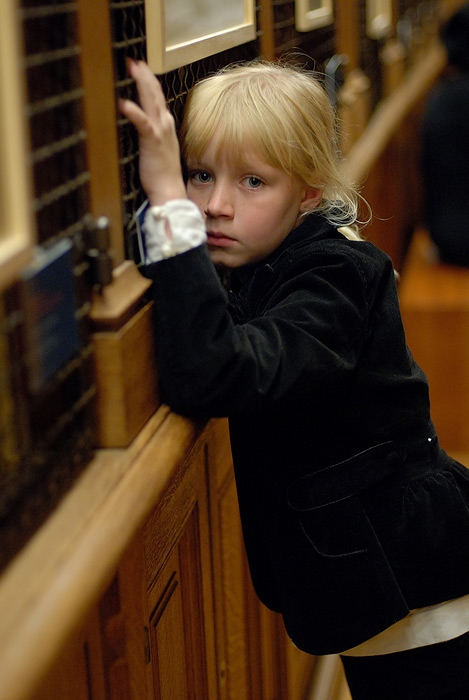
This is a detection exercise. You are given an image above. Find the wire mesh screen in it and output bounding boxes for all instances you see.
[0,0,95,569]
[22,2,90,245]
[272,0,335,65]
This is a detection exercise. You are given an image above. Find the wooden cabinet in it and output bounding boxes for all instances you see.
[32,608,106,700]
[119,425,218,700]
[30,419,320,700]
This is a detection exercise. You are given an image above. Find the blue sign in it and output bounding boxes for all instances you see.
[21,239,81,392]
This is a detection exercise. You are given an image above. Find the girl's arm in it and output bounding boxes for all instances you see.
[147,245,368,418]
[119,61,206,261]
[118,60,186,206]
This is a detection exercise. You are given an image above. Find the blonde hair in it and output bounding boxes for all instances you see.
[181,60,365,240]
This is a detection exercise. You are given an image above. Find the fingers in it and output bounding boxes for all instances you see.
[127,59,167,121]
[118,59,185,204]
[118,59,173,141]
[118,97,156,140]
[118,97,143,127]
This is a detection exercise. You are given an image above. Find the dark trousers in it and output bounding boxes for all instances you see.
[340,631,469,700]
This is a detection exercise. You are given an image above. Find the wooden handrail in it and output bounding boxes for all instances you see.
[0,406,206,700]
[343,42,446,186]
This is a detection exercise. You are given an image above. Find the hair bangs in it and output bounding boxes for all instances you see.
[183,69,296,174]
[180,60,363,230]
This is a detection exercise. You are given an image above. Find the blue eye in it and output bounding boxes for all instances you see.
[191,170,212,183]
[246,176,263,188]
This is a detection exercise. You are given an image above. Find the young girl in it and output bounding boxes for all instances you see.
[119,59,469,699]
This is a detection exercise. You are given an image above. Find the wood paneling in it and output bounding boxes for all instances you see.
[77,0,124,264]
[23,420,319,700]
[334,0,361,70]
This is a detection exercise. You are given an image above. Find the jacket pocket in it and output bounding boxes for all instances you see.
[281,443,410,654]
[280,490,409,654]
[285,440,406,556]
[286,441,405,557]
[294,494,373,557]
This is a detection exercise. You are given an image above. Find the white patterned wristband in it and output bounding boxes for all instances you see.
[142,199,207,263]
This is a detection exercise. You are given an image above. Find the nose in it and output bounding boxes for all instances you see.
[204,181,234,219]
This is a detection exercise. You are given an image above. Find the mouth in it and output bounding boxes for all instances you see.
[206,231,236,247]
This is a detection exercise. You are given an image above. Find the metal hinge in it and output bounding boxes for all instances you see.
[83,215,113,290]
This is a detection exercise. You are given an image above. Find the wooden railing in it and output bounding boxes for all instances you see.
[343,41,446,270]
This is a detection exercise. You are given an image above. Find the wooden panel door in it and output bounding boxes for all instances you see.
[206,419,254,699]
[146,516,211,700]
[119,431,218,700]
[32,607,106,700]
[278,633,318,700]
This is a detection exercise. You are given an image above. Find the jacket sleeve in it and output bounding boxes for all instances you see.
[146,243,369,417]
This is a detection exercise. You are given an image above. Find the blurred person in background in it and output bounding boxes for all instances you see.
[421,2,469,266]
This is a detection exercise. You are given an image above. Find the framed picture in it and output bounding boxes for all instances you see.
[0,0,34,287]
[366,0,393,40]
[145,0,256,74]
[295,0,333,33]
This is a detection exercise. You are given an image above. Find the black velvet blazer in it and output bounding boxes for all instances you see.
[145,213,469,654]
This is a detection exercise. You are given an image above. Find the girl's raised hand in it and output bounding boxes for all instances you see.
[118,60,187,206]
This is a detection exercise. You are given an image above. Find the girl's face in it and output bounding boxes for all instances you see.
[186,134,321,267]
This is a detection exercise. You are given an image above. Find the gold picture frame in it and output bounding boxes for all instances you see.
[366,0,393,40]
[295,0,333,33]
[145,0,257,74]
[0,0,34,288]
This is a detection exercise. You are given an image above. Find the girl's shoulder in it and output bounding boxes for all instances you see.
[282,221,393,279]
[238,216,396,313]
[252,226,394,307]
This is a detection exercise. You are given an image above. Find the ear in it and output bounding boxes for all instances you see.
[299,187,323,213]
